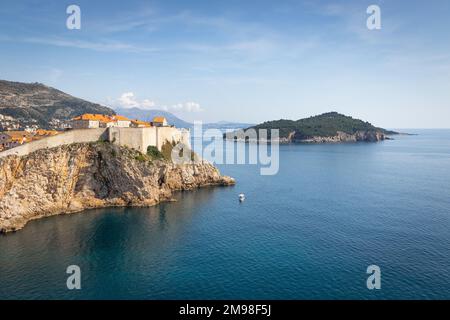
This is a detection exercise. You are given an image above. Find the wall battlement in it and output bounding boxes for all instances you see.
[0,127,190,158]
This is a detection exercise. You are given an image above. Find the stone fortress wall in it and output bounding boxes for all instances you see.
[0,127,191,158]
[108,126,191,154]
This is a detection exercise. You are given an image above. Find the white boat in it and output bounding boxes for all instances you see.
[239,193,245,202]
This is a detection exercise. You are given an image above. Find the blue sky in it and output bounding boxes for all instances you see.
[0,0,449,127]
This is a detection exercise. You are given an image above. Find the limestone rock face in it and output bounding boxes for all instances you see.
[292,130,386,143]
[0,143,234,233]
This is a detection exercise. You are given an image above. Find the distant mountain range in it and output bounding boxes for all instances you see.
[114,107,254,130]
[0,80,114,129]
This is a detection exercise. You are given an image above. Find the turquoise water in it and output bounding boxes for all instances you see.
[1,130,450,299]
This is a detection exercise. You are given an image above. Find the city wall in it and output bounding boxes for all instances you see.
[0,128,108,157]
[0,127,191,158]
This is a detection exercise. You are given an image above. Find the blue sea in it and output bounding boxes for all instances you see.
[1,129,450,299]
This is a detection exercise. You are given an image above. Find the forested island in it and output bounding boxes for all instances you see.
[225,112,398,143]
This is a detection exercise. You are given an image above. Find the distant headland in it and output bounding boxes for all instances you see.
[225,112,399,143]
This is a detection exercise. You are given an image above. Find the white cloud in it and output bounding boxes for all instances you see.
[141,99,156,108]
[117,92,156,109]
[118,92,138,108]
[116,93,201,112]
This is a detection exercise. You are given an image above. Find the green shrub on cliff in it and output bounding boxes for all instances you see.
[147,146,163,160]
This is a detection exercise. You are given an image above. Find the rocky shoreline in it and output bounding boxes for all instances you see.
[225,130,390,143]
[0,142,234,233]
[292,130,388,143]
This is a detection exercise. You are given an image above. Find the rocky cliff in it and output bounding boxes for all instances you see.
[291,130,387,143]
[0,142,234,233]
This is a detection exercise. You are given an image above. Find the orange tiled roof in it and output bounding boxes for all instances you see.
[29,135,45,141]
[131,120,151,127]
[3,131,32,142]
[73,114,133,123]
[36,129,59,136]
[112,115,131,121]
[72,114,114,122]
[153,117,167,123]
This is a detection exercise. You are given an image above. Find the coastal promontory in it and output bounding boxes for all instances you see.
[0,142,234,233]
